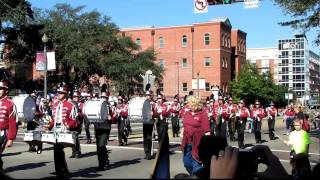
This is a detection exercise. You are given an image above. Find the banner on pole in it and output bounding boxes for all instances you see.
[194,0,208,13]
[36,51,56,71]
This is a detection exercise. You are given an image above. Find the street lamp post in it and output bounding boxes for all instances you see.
[42,33,48,99]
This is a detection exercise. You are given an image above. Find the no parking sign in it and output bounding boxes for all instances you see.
[194,0,208,13]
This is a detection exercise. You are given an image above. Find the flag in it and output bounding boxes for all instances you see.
[151,125,170,179]
[194,0,208,13]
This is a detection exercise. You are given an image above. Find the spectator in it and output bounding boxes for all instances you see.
[180,95,211,176]
[285,120,311,159]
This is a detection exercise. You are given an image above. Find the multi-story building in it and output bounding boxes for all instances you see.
[246,47,277,77]
[121,18,246,98]
[247,34,320,98]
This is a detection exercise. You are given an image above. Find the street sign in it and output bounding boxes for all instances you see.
[36,51,56,71]
[194,0,208,13]
[244,0,259,8]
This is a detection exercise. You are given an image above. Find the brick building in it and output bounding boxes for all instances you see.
[121,18,247,98]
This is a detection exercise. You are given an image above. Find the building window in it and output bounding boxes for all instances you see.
[225,58,228,69]
[135,38,141,46]
[182,83,188,92]
[204,57,211,67]
[159,37,164,48]
[159,83,164,91]
[182,58,187,68]
[159,59,164,69]
[182,35,187,47]
[205,83,210,91]
[228,37,231,48]
[204,33,210,45]
[222,58,225,68]
[224,36,228,47]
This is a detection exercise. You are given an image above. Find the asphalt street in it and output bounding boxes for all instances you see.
[1,118,319,179]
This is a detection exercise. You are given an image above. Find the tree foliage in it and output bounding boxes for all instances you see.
[274,0,320,45]
[230,62,288,107]
[32,3,162,95]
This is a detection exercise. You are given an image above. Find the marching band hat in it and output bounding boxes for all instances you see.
[57,83,69,94]
[210,98,214,102]
[239,100,244,104]
[157,94,163,99]
[270,102,275,106]
[218,96,224,100]
[73,91,81,97]
[255,100,260,105]
[228,97,233,101]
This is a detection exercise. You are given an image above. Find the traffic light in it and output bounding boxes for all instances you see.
[207,0,232,5]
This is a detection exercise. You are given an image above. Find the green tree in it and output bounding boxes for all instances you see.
[230,62,288,107]
[274,0,320,45]
[33,3,162,94]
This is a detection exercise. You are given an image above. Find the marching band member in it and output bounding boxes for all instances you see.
[46,83,78,178]
[251,100,266,144]
[83,92,92,144]
[0,79,18,171]
[169,94,180,138]
[283,104,295,135]
[94,91,113,171]
[214,96,226,138]
[226,97,238,141]
[142,90,154,160]
[237,100,250,149]
[154,94,169,143]
[116,96,129,146]
[266,102,277,140]
[70,90,84,158]
[27,90,40,153]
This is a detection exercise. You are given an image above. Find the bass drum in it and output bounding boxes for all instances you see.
[83,99,108,124]
[12,94,36,122]
[128,97,148,122]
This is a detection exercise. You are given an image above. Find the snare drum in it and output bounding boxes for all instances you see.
[41,131,56,144]
[24,130,42,144]
[57,131,77,147]
[83,99,108,123]
[12,94,36,122]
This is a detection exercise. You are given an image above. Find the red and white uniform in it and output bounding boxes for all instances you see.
[213,102,222,120]
[154,102,170,120]
[203,105,214,120]
[284,109,295,120]
[227,103,238,118]
[237,106,250,119]
[251,108,266,121]
[0,96,18,140]
[266,107,277,118]
[117,103,128,118]
[169,102,180,117]
[221,103,230,120]
[49,99,78,131]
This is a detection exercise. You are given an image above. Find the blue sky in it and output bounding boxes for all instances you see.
[29,0,319,53]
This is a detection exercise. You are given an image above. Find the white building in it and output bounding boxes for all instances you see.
[247,34,320,99]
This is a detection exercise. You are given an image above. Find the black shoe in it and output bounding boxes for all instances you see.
[69,154,75,158]
[87,139,92,144]
[37,150,42,154]
[96,166,108,171]
[28,147,36,152]
[145,154,152,160]
[124,142,128,146]
[57,169,69,178]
